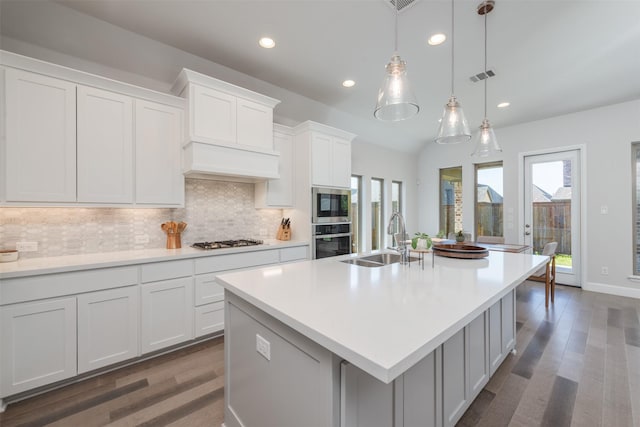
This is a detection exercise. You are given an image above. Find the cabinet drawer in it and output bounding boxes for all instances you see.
[195,273,224,306]
[141,259,193,283]
[1,266,138,306]
[195,301,224,337]
[195,249,280,274]
[280,246,308,263]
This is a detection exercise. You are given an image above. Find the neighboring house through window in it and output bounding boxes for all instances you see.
[440,167,462,237]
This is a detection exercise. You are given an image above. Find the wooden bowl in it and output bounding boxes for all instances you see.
[432,244,489,259]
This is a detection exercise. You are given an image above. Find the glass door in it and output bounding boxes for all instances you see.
[524,150,581,286]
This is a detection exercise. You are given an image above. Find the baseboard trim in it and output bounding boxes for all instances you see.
[584,282,640,299]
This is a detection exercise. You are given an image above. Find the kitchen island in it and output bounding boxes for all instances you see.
[216,251,547,427]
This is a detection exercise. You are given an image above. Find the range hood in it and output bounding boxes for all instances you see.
[172,68,281,182]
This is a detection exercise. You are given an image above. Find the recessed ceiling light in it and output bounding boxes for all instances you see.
[342,80,355,88]
[258,37,275,49]
[428,33,446,46]
[497,101,510,108]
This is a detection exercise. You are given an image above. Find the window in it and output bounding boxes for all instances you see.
[390,181,403,235]
[440,167,462,238]
[634,143,640,275]
[371,178,384,250]
[351,175,362,253]
[475,162,504,241]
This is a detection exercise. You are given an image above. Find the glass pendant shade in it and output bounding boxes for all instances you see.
[471,118,501,157]
[435,95,471,144]
[374,54,419,121]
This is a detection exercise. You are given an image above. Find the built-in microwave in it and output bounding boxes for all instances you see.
[312,187,351,224]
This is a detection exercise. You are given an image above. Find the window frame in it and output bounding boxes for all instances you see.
[439,166,463,238]
[474,161,504,240]
[633,143,640,275]
[371,177,384,251]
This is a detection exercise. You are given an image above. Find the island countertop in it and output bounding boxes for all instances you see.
[216,251,548,384]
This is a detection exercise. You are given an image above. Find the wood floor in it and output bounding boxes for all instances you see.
[1,281,639,427]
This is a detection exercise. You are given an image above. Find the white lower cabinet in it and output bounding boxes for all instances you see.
[195,301,225,337]
[140,277,194,354]
[0,297,77,396]
[489,291,516,375]
[77,287,139,374]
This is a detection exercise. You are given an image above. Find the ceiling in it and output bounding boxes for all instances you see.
[17,1,640,152]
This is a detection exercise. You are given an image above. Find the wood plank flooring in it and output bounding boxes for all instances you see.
[1,281,638,426]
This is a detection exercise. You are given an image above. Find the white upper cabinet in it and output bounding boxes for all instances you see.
[294,121,355,189]
[1,51,186,207]
[255,124,294,208]
[77,85,133,203]
[4,68,77,202]
[173,69,280,151]
[135,100,184,205]
[192,83,236,145]
[236,98,273,150]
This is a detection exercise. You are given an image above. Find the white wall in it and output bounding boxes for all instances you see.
[418,99,640,298]
[352,141,418,252]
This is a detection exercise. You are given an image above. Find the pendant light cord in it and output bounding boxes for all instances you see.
[450,0,455,95]
[483,10,488,119]
[394,0,399,52]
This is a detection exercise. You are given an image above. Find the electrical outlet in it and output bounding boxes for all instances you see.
[135,234,149,244]
[601,266,609,275]
[600,205,608,214]
[16,241,38,252]
[256,334,271,361]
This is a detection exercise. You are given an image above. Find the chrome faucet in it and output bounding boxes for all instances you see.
[387,211,409,264]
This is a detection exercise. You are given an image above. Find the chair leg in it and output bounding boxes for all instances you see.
[550,257,556,303]
[544,262,551,308]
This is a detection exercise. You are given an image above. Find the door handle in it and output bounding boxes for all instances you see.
[525,224,531,228]
[525,231,531,235]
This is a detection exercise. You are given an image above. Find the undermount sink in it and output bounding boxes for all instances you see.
[341,253,419,268]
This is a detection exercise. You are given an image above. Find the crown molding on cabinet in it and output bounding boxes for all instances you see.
[0,50,185,109]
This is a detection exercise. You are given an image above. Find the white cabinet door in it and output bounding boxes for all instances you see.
[332,137,351,188]
[442,328,467,427]
[191,84,236,144]
[5,69,76,202]
[195,301,224,337]
[77,287,139,374]
[0,297,77,396]
[255,127,294,207]
[501,291,515,353]
[140,277,194,354]
[135,100,184,205]
[488,299,503,375]
[311,133,333,187]
[236,98,273,150]
[77,85,133,203]
[468,311,489,397]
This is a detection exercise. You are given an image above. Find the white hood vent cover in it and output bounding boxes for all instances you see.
[172,69,281,182]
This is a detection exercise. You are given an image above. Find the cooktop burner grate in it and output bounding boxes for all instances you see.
[192,239,264,250]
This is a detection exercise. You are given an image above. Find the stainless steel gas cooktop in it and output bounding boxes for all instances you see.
[192,239,264,250]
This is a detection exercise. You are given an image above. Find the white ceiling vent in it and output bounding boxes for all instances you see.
[469,68,497,83]
[387,0,420,13]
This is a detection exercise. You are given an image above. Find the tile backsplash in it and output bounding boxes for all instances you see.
[0,179,283,259]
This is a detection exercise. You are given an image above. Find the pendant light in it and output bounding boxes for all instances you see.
[471,0,502,157]
[435,0,471,144]
[374,0,419,121]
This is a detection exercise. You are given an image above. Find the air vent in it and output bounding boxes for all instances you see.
[469,68,497,83]
[387,0,420,12]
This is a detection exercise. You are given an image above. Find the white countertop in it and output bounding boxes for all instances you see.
[0,240,309,279]
[216,251,548,384]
